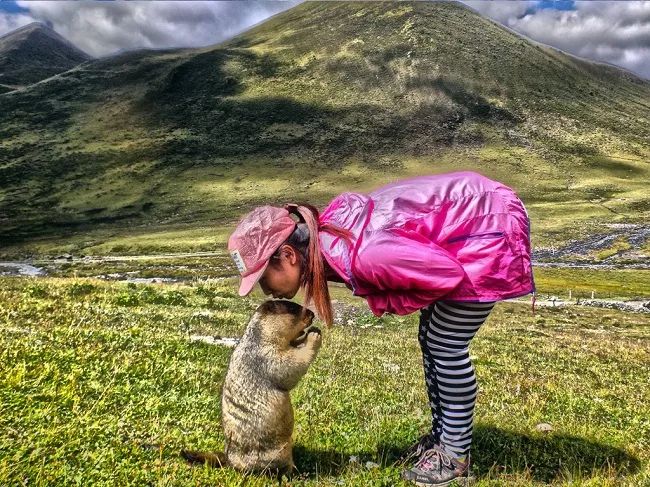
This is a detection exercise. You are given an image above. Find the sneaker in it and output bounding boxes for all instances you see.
[401,444,470,486]
[397,433,437,465]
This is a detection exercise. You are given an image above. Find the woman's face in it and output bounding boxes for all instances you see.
[258,245,302,299]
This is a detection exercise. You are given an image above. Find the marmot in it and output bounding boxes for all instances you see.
[181,299,322,473]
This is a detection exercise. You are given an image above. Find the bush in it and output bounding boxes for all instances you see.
[114,285,188,307]
[67,282,96,296]
[25,283,48,298]
[114,291,140,306]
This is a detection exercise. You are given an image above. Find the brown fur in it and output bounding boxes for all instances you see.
[181,300,321,474]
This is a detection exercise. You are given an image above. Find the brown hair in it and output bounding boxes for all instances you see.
[274,203,353,327]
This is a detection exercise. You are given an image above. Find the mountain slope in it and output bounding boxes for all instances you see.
[0,22,92,87]
[0,2,649,250]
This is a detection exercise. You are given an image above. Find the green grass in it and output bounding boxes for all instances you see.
[0,223,234,259]
[1,275,648,486]
[594,238,632,261]
[2,146,649,259]
[532,267,650,300]
[40,255,235,281]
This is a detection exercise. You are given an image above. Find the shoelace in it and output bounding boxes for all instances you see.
[413,435,432,457]
[414,441,427,458]
[415,446,453,472]
[403,434,431,460]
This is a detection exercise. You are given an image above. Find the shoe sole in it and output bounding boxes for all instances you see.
[412,475,475,487]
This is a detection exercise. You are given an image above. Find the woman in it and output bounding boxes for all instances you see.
[227,171,534,486]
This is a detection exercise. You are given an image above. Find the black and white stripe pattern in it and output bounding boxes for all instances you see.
[417,300,495,458]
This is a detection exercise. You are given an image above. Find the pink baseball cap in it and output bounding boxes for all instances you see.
[228,205,297,296]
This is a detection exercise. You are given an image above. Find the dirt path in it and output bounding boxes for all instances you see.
[534,262,650,269]
[37,251,226,263]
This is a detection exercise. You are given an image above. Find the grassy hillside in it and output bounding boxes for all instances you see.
[1,275,648,485]
[1,1,649,255]
[0,22,91,88]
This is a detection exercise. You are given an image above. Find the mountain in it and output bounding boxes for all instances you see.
[0,22,92,87]
[0,2,649,250]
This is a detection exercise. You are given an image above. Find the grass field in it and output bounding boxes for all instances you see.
[1,147,649,260]
[1,275,648,486]
[531,267,650,301]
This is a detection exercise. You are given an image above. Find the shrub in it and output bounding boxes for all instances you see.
[25,283,48,298]
[114,285,188,307]
[67,282,96,296]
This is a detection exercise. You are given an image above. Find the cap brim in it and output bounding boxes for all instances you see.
[238,260,270,297]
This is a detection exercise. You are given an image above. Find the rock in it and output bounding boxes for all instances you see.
[535,422,553,433]
[579,299,650,313]
[192,310,214,318]
[382,362,400,373]
[331,300,372,326]
[189,335,239,347]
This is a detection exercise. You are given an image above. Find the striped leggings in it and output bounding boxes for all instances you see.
[418,300,495,459]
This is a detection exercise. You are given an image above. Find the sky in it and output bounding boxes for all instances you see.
[1,1,649,80]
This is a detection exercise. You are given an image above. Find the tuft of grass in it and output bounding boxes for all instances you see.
[594,237,632,261]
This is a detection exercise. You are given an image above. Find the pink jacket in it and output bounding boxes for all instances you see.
[318,171,535,316]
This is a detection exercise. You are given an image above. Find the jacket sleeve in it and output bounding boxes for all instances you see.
[352,227,466,316]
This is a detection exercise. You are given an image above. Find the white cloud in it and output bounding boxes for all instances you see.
[0,11,36,38]
[463,1,650,79]
[10,1,300,57]
[463,1,536,24]
[2,1,649,79]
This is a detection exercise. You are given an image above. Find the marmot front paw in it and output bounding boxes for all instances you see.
[306,329,322,350]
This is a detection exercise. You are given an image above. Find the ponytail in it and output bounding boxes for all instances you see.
[283,203,353,327]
